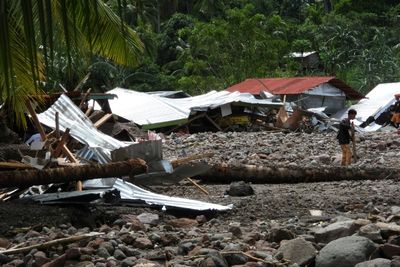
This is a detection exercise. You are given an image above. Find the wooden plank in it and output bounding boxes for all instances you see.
[85,106,94,117]
[79,88,92,109]
[52,128,70,158]
[204,114,222,131]
[94,113,113,128]
[186,177,209,195]
[25,101,46,141]
[61,145,83,191]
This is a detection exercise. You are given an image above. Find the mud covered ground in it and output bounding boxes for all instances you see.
[1,130,400,242]
[1,178,399,237]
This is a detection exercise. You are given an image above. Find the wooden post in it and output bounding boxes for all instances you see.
[79,88,92,109]
[61,145,83,191]
[55,112,60,138]
[351,122,357,162]
[25,101,46,141]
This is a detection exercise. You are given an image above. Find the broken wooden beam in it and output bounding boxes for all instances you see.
[199,163,400,183]
[171,152,214,168]
[0,159,147,188]
[25,101,47,141]
[94,113,113,128]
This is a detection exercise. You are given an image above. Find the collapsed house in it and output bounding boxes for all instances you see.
[96,88,283,133]
[332,82,400,131]
[0,94,232,212]
[226,76,364,115]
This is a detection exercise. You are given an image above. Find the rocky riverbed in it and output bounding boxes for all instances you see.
[1,130,400,267]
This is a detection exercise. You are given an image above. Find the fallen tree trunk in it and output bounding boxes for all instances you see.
[199,163,399,183]
[0,159,147,188]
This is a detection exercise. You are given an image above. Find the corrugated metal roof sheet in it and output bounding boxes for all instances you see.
[332,82,400,129]
[37,94,232,211]
[113,179,232,211]
[226,77,364,100]
[103,88,282,128]
[38,94,125,155]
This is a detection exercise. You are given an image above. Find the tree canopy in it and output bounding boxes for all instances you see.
[1,0,400,126]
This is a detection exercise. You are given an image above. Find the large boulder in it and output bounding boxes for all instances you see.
[277,237,317,266]
[315,236,377,267]
[314,219,357,243]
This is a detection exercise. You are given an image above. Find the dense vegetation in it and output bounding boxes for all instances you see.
[90,0,400,96]
[1,0,400,125]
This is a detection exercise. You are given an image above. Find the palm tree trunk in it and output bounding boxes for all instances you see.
[0,159,147,188]
[199,163,398,183]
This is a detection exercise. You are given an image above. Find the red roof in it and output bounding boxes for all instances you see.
[226,76,364,100]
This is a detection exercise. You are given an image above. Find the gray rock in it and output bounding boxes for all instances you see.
[198,252,229,267]
[314,220,356,243]
[96,247,111,259]
[100,242,115,255]
[226,181,254,196]
[114,249,127,260]
[121,257,136,267]
[277,237,317,266]
[223,252,248,266]
[267,228,296,243]
[137,213,159,225]
[358,224,383,243]
[391,206,400,215]
[315,236,377,267]
[354,258,391,267]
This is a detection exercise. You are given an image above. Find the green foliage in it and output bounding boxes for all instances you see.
[0,0,144,126]
[173,4,292,93]
[3,0,400,118]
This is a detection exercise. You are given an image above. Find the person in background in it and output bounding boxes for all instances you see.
[390,94,400,128]
[337,109,357,166]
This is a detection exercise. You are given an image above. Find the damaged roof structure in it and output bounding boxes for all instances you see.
[4,94,233,212]
[98,88,282,131]
[226,76,364,115]
[332,82,400,132]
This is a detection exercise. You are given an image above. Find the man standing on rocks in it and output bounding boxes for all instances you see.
[390,94,400,128]
[337,109,357,166]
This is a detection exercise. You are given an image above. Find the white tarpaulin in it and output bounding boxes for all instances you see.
[332,83,400,130]
[100,88,282,129]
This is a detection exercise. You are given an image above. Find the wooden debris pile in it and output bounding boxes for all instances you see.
[0,89,211,204]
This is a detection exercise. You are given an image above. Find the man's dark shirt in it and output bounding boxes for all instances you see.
[392,100,400,113]
[337,118,351,144]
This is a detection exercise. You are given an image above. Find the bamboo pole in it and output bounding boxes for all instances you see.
[0,159,147,188]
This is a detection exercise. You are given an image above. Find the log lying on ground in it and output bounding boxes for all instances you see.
[0,159,147,188]
[199,163,400,183]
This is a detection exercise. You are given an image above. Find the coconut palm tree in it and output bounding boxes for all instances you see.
[0,0,144,126]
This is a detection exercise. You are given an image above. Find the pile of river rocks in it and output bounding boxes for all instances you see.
[163,130,400,169]
[2,130,400,266]
[2,204,400,267]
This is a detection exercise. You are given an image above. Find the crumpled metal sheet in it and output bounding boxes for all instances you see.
[37,94,126,157]
[332,82,400,129]
[113,178,232,211]
[36,94,232,211]
[102,88,282,128]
